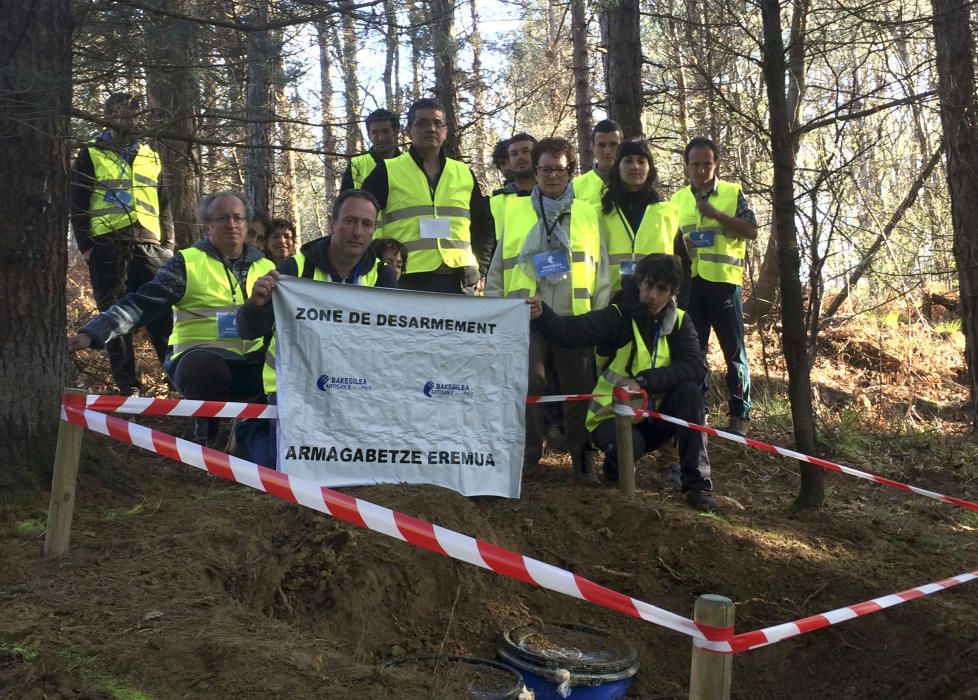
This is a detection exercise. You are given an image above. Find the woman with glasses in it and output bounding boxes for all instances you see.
[599,138,683,295]
[68,191,275,446]
[486,137,609,482]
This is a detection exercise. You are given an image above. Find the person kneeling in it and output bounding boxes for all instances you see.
[528,253,717,512]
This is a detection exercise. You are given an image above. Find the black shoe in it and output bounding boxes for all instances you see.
[662,463,682,489]
[684,490,719,513]
[193,417,221,446]
[725,416,748,437]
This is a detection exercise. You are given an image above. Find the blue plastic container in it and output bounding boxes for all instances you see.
[498,623,639,699]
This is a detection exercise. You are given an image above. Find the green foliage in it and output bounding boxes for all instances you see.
[100,498,162,521]
[0,640,40,662]
[14,517,46,535]
[934,319,961,336]
[65,649,156,700]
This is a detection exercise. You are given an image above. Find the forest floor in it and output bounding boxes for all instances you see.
[2,266,978,699]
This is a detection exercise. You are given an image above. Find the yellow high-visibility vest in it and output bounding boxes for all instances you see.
[87,143,163,237]
[379,153,477,273]
[262,252,381,395]
[499,196,601,316]
[585,306,685,432]
[571,169,606,207]
[349,153,378,189]
[599,201,680,293]
[671,181,745,285]
[169,248,274,358]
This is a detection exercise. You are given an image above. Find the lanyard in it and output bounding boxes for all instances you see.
[537,190,563,245]
[349,260,362,285]
[650,324,662,368]
[221,263,246,305]
[614,204,637,253]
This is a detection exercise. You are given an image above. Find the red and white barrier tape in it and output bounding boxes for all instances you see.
[526,393,601,404]
[612,394,978,514]
[79,394,277,419]
[59,404,732,653]
[725,569,978,653]
[61,399,978,654]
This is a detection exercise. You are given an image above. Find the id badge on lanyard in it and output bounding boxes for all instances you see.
[533,250,571,278]
[216,312,239,338]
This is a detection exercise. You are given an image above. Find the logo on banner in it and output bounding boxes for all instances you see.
[423,380,473,398]
[317,373,372,391]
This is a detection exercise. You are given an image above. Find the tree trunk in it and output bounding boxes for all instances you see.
[760,0,823,509]
[599,0,643,138]
[340,1,361,154]
[383,0,400,113]
[144,0,200,248]
[571,0,594,169]
[317,19,339,203]
[748,0,809,321]
[821,145,944,322]
[245,2,277,215]
[467,0,488,185]
[429,0,460,157]
[0,0,73,495]
[277,87,298,224]
[931,0,978,424]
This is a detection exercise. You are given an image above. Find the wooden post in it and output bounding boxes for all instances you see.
[613,392,636,495]
[689,594,735,700]
[44,388,86,558]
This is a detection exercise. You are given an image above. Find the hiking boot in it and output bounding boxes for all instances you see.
[684,490,719,513]
[662,463,682,489]
[573,448,600,484]
[725,416,748,437]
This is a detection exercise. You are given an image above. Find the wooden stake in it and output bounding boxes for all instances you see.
[689,594,735,700]
[613,393,636,495]
[44,388,86,558]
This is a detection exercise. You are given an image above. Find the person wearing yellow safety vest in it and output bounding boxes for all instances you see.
[70,93,175,395]
[361,98,493,294]
[599,138,687,295]
[570,119,623,207]
[486,137,610,481]
[234,190,398,468]
[528,254,717,512]
[68,192,275,446]
[488,133,537,245]
[671,137,758,438]
[340,108,401,192]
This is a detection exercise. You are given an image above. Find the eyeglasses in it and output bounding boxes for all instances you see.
[412,118,447,130]
[209,214,247,224]
[537,167,570,177]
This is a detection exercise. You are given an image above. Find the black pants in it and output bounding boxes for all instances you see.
[686,277,751,419]
[166,349,265,440]
[87,237,172,393]
[525,326,593,467]
[591,380,712,491]
[398,268,479,295]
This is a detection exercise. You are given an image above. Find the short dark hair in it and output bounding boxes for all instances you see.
[104,92,139,116]
[271,218,296,236]
[683,136,719,163]
[198,191,253,225]
[492,139,510,166]
[602,138,661,213]
[635,253,682,292]
[370,237,408,264]
[507,133,537,151]
[406,98,445,127]
[531,137,576,172]
[592,119,622,142]
[331,189,380,221]
[366,108,399,132]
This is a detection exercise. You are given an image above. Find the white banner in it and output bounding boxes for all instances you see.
[273,278,529,498]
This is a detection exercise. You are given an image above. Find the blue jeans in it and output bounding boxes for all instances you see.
[687,277,751,420]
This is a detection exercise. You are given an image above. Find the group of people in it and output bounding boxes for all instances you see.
[68,91,759,513]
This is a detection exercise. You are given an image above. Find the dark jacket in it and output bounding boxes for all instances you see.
[70,133,174,254]
[236,236,397,340]
[533,278,706,394]
[79,239,267,355]
[360,145,494,274]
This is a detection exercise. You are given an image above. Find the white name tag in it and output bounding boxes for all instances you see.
[420,218,451,239]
